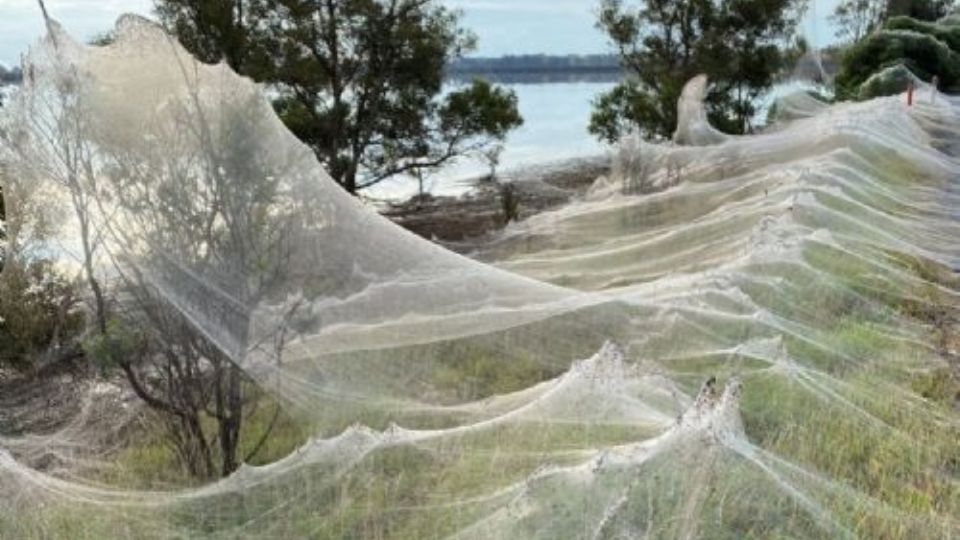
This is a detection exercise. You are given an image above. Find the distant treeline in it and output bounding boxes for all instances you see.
[449,54,623,83]
[0,65,23,85]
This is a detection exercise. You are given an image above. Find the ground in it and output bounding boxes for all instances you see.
[381,157,608,249]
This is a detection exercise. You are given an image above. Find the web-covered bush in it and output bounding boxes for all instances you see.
[856,63,923,99]
[835,10,960,99]
[836,29,960,97]
[886,15,960,51]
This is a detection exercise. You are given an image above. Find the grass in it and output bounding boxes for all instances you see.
[733,242,960,538]
[428,350,563,402]
[95,385,309,490]
[7,159,960,538]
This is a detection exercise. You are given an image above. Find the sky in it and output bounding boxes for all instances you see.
[0,0,841,67]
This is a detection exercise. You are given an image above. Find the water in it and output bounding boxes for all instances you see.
[366,81,617,200]
[365,79,829,201]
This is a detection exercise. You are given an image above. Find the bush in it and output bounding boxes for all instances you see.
[886,15,960,51]
[82,317,141,375]
[0,260,85,371]
[856,63,922,99]
[835,14,960,99]
[837,29,960,97]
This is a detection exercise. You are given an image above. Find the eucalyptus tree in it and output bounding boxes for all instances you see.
[590,0,807,142]
[155,0,523,194]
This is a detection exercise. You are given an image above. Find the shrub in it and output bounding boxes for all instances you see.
[0,259,85,371]
[835,14,960,99]
[499,183,520,224]
[886,15,960,51]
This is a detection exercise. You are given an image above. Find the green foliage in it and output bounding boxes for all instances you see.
[439,79,523,142]
[589,83,662,144]
[0,260,85,371]
[886,0,957,20]
[835,28,960,98]
[154,0,252,69]
[82,318,142,375]
[733,243,960,537]
[831,0,956,42]
[156,0,523,194]
[834,6,960,99]
[742,371,960,537]
[590,0,806,142]
[886,14,960,50]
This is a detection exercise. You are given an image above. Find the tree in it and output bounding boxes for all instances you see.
[8,20,296,477]
[155,0,523,194]
[0,259,84,372]
[834,20,960,98]
[482,143,504,182]
[82,83,304,479]
[886,0,956,20]
[589,0,807,143]
[831,0,886,42]
[831,0,954,43]
[832,0,956,43]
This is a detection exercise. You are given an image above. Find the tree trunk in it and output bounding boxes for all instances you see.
[121,359,216,479]
[343,168,357,195]
[76,202,107,334]
[230,0,246,71]
[181,414,215,479]
[219,363,243,476]
[86,268,108,334]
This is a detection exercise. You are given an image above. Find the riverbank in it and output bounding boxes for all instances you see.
[380,156,609,250]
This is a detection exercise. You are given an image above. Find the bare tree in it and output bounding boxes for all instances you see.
[86,82,304,477]
[9,24,303,476]
[482,144,504,183]
[89,282,294,478]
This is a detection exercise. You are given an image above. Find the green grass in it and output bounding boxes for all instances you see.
[8,190,960,538]
[95,386,309,490]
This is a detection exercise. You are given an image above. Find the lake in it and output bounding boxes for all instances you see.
[366,81,617,200]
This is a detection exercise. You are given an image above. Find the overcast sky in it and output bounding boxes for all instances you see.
[0,0,840,67]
